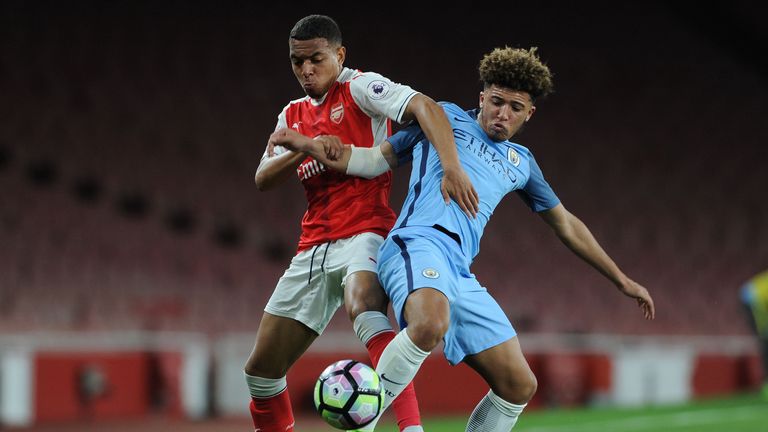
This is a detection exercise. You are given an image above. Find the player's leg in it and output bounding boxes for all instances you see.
[341,233,423,432]
[353,287,446,432]
[244,244,342,432]
[353,231,455,432]
[463,337,537,431]
[244,313,316,432]
[445,276,532,431]
[346,271,423,432]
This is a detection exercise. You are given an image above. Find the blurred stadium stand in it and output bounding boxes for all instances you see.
[1,1,767,338]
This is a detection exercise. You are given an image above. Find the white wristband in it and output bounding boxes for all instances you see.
[346,145,391,179]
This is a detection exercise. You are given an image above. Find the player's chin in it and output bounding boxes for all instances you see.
[488,130,510,142]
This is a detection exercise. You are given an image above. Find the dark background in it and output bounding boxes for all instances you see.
[1,1,767,335]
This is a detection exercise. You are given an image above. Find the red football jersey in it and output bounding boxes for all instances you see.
[264,68,418,252]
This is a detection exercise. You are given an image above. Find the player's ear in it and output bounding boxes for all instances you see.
[336,45,346,66]
[525,105,536,122]
[478,91,484,108]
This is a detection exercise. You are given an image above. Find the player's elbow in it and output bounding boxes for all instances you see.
[409,94,440,119]
[254,171,272,191]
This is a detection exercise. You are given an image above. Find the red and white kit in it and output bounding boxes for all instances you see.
[263,67,417,333]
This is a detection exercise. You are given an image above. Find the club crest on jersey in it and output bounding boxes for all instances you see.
[367,80,390,100]
[330,103,344,124]
[422,268,439,279]
[507,148,520,167]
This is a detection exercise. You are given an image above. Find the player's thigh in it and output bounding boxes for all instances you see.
[463,336,537,403]
[378,231,458,330]
[344,270,388,316]
[336,232,388,316]
[245,312,318,378]
[265,245,344,335]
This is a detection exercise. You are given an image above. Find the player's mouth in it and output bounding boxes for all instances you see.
[491,123,507,133]
[303,81,322,96]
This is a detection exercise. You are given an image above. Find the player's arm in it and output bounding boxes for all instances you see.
[401,94,479,218]
[538,204,656,320]
[254,151,306,191]
[271,127,399,176]
[255,107,310,191]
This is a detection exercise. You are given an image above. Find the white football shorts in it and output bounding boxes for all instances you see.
[264,232,383,334]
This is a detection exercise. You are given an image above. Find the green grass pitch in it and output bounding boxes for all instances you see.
[306,393,767,431]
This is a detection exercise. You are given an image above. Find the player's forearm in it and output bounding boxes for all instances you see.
[407,95,462,172]
[303,142,353,174]
[254,151,305,191]
[558,215,628,288]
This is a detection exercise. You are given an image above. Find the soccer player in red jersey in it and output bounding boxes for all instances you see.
[244,15,478,432]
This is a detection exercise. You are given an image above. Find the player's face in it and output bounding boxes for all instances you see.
[478,85,536,141]
[289,38,345,99]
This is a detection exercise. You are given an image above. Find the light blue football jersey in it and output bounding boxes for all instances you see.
[388,102,560,260]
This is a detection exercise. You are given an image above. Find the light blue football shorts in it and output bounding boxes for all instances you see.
[377,225,516,365]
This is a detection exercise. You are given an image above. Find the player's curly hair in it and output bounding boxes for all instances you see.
[290,15,342,46]
[479,47,554,101]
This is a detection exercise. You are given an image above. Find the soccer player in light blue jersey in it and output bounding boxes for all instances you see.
[270,46,655,431]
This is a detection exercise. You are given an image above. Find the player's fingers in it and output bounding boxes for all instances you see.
[468,188,478,218]
[639,297,654,320]
[441,184,451,205]
[463,189,476,218]
[647,297,655,320]
[471,186,480,214]
[457,194,473,218]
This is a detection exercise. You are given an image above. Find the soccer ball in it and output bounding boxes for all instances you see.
[313,359,383,430]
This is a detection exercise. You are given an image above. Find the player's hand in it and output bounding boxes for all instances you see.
[267,128,309,156]
[618,278,655,320]
[442,166,480,219]
[313,135,344,161]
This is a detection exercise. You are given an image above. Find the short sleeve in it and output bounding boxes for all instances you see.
[516,155,560,212]
[261,105,289,162]
[349,72,418,124]
[387,123,426,166]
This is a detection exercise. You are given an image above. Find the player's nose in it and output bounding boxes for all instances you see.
[498,105,511,120]
[300,61,313,77]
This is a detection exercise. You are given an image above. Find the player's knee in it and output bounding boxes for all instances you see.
[344,281,388,321]
[244,351,288,378]
[407,316,449,352]
[497,371,537,404]
[345,294,387,322]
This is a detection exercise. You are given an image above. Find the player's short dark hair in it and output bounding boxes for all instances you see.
[290,15,342,46]
[479,47,554,102]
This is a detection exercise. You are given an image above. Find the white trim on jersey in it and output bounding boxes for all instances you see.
[347,69,418,149]
[348,70,418,124]
[262,97,309,162]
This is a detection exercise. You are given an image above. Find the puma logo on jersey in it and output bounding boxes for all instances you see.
[297,159,327,181]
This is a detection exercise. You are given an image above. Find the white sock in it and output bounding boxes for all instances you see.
[356,329,430,431]
[353,311,393,345]
[244,373,287,398]
[466,390,527,431]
